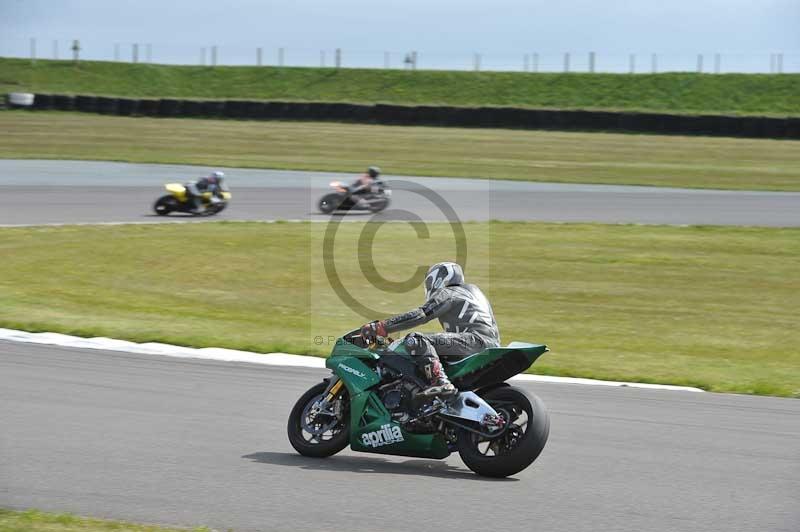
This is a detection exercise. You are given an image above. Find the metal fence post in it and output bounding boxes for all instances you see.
[714,53,721,73]
[532,52,538,72]
[200,47,206,66]
[211,45,217,67]
[145,43,152,63]
[384,51,390,69]
[71,39,80,65]
[588,51,595,73]
[696,54,703,73]
[257,47,262,66]
[30,38,36,64]
[114,43,120,62]
[563,52,570,72]
[52,40,58,60]
[278,47,285,66]
[777,53,783,74]
[132,43,139,63]
[412,51,418,70]
[473,52,481,71]
[524,54,530,72]
[335,48,341,68]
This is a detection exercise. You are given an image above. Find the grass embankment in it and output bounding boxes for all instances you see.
[1,222,797,397]
[2,111,799,191]
[0,509,207,532]
[1,58,799,116]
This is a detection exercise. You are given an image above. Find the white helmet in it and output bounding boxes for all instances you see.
[424,262,464,299]
[210,171,225,180]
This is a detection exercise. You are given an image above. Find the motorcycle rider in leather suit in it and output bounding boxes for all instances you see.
[361,262,500,398]
[350,166,381,208]
[186,171,226,214]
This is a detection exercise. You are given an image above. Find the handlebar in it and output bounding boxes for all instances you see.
[343,329,392,350]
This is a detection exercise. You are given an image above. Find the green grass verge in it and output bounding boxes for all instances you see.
[1,221,797,397]
[0,509,207,532]
[2,111,799,191]
[2,58,799,116]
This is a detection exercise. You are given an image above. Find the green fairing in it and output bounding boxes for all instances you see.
[348,391,450,459]
[327,355,380,394]
[444,343,549,381]
[325,337,548,459]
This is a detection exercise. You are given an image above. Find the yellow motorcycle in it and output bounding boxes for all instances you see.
[153,183,231,216]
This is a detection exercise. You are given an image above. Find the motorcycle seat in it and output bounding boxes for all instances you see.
[443,342,548,365]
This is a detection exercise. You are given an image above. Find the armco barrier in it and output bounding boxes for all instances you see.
[51,94,75,111]
[245,101,267,118]
[224,100,248,118]
[180,100,204,117]
[116,98,139,116]
[32,93,53,110]
[137,99,159,116]
[786,117,800,137]
[95,96,118,115]
[74,95,97,113]
[17,93,800,139]
[158,99,183,117]
[202,100,226,117]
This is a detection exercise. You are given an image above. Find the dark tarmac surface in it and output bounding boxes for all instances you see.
[1,342,798,532]
[1,160,798,226]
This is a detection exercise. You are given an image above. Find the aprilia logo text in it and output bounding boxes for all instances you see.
[338,363,366,378]
[361,424,404,448]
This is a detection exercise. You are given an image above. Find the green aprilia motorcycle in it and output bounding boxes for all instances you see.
[287,330,550,477]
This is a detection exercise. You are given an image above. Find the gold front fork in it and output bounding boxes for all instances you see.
[326,379,344,402]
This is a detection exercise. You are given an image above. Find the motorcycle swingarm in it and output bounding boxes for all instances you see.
[436,391,503,437]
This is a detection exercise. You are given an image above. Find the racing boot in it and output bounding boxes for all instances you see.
[418,357,457,398]
[190,196,205,215]
[405,333,457,398]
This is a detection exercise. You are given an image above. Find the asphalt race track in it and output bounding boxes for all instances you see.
[1,342,798,532]
[1,160,799,226]
[2,159,799,531]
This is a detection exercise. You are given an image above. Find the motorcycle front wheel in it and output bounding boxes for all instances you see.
[368,197,390,213]
[456,385,549,478]
[287,381,350,458]
[204,201,227,215]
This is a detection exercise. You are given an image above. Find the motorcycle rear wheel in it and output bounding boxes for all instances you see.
[318,193,342,214]
[287,381,350,458]
[153,195,177,216]
[456,385,549,478]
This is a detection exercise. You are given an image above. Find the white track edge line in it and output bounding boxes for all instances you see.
[0,327,704,392]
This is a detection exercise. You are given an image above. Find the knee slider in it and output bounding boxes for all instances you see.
[405,333,435,358]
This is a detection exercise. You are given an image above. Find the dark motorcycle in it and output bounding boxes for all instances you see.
[318,180,391,214]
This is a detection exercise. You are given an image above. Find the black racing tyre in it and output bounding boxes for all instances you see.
[368,197,390,213]
[318,193,342,214]
[153,195,178,216]
[202,201,227,216]
[287,381,349,458]
[457,385,549,478]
